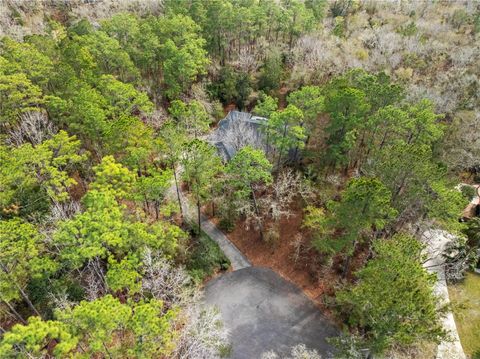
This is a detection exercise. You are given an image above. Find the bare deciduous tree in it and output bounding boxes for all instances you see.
[260,170,311,222]
[231,170,312,234]
[144,108,168,130]
[47,291,75,311]
[47,201,81,223]
[291,234,305,264]
[261,344,322,359]
[211,119,265,153]
[172,306,229,359]
[141,249,195,309]
[440,110,480,172]
[233,47,262,74]
[139,249,230,358]
[83,257,107,301]
[7,111,56,146]
[443,237,478,283]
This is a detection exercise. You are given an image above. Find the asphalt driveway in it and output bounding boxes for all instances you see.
[204,267,338,358]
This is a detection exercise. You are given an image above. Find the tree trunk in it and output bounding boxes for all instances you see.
[250,184,264,241]
[379,129,389,149]
[144,194,149,215]
[276,151,283,176]
[293,146,299,166]
[2,299,26,324]
[342,240,357,279]
[305,133,311,148]
[102,341,113,359]
[355,130,367,169]
[172,164,183,216]
[392,174,408,204]
[15,282,41,318]
[406,131,414,145]
[265,130,270,158]
[196,192,201,235]
[278,121,288,172]
[0,262,41,318]
[154,200,159,220]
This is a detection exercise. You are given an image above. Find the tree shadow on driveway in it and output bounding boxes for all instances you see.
[204,267,338,358]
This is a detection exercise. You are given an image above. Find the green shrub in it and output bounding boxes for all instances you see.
[332,16,346,37]
[451,9,469,29]
[207,66,252,109]
[403,53,428,71]
[474,13,480,34]
[397,21,417,37]
[187,235,230,283]
[28,276,85,318]
[265,224,280,246]
[461,185,476,200]
[258,51,283,93]
[218,217,235,232]
[211,100,225,122]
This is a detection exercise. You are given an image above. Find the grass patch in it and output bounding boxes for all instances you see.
[186,234,230,283]
[449,272,480,358]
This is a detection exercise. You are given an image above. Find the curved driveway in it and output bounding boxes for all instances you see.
[168,176,251,270]
[197,212,251,270]
[170,173,338,357]
[204,267,338,359]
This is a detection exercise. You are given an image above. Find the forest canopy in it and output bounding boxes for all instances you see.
[0,0,479,358]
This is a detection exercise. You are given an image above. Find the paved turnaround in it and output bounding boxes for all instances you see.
[204,267,338,359]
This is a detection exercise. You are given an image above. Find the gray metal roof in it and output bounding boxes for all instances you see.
[218,111,252,130]
[212,110,267,162]
[214,141,236,162]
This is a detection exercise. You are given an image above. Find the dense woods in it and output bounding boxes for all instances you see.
[1,0,479,358]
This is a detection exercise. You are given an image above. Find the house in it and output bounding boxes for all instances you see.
[210,110,301,164]
[211,111,268,162]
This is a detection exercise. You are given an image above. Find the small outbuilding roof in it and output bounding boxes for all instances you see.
[217,111,267,129]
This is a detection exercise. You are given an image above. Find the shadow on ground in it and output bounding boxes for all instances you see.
[204,267,338,358]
